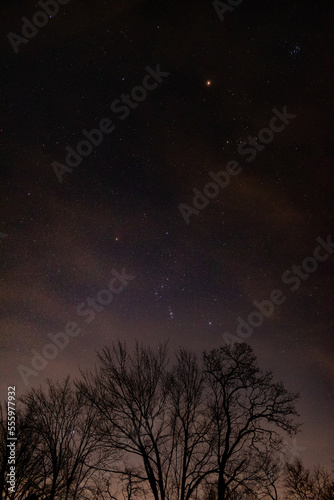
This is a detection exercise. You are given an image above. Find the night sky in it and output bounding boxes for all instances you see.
[1,0,333,469]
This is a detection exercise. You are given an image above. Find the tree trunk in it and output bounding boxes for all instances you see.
[217,472,227,500]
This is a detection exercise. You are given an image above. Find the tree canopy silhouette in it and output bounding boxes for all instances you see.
[4,342,328,500]
[77,341,300,500]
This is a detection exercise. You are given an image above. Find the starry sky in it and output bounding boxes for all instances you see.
[1,0,333,469]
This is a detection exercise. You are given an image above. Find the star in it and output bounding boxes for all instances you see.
[168,306,174,320]
[289,44,301,59]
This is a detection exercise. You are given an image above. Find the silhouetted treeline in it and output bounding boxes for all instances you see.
[1,342,333,499]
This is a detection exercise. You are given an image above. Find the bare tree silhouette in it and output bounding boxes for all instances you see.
[1,342,305,499]
[203,343,300,499]
[77,341,300,500]
[78,341,172,500]
[18,377,117,499]
[284,458,334,500]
